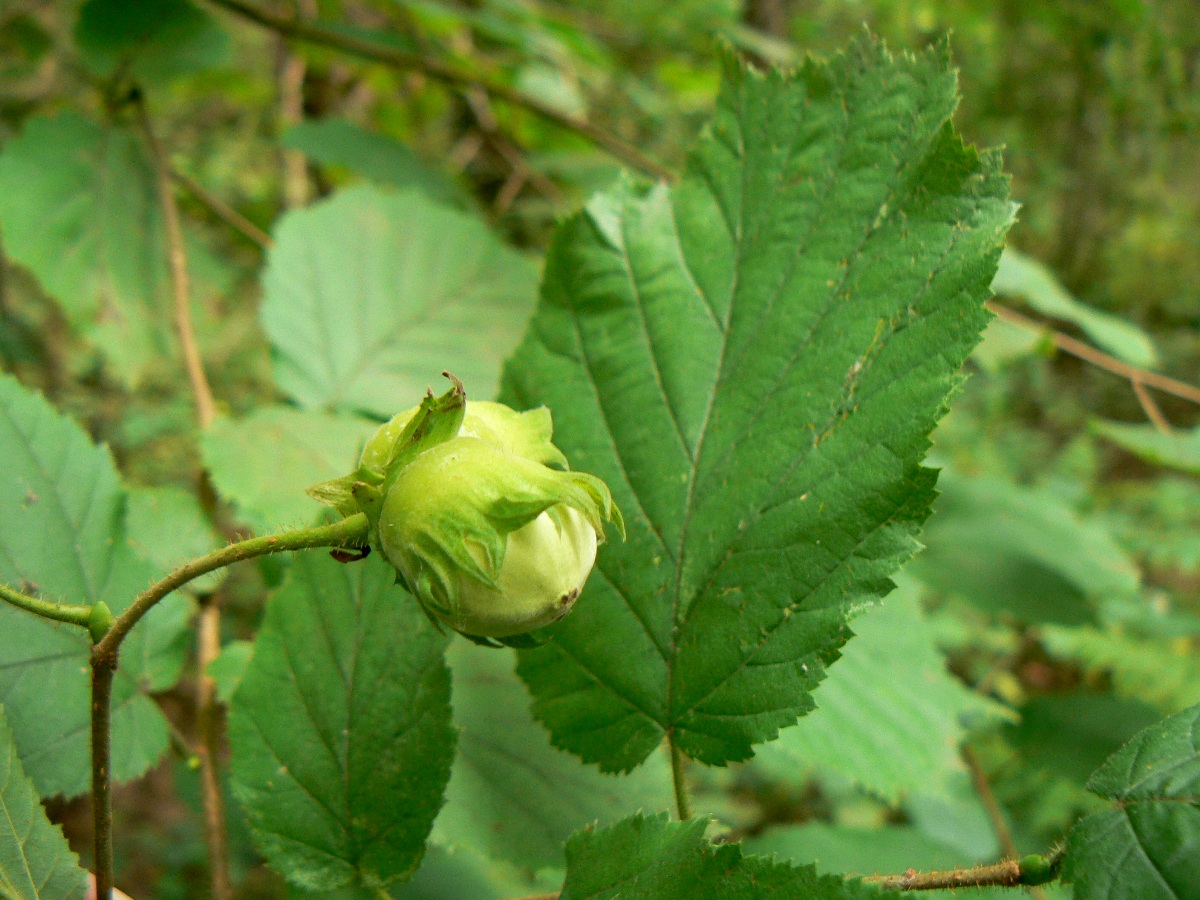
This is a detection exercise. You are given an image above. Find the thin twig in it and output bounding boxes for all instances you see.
[202,0,674,181]
[962,744,1017,859]
[668,733,691,820]
[1131,379,1173,433]
[962,745,1049,900]
[93,513,369,663]
[171,167,273,250]
[277,0,313,210]
[85,515,369,900]
[0,582,94,630]
[134,93,217,430]
[987,300,1200,405]
[196,599,232,900]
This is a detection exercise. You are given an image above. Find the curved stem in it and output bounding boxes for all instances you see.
[0,582,94,630]
[93,513,369,662]
[668,733,692,820]
[203,0,675,181]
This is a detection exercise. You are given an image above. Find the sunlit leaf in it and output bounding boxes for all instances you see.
[201,407,376,533]
[1092,420,1200,476]
[262,185,538,417]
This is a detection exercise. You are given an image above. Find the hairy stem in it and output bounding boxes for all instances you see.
[863,849,1063,891]
[668,733,692,820]
[90,657,116,900]
[134,92,216,430]
[94,513,369,662]
[203,0,674,181]
[0,581,94,629]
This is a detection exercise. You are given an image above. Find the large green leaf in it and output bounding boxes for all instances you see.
[280,120,468,207]
[228,552,454,893]
[0,114,173,387]
[201,407,377,533]
[74,0,230,83]
[753,581,1006,801]
[992,247,1158,368]
[261,185,538,417]
[433,640,673,869]
[909,470,1140,626]
[1092,420,1200,476]
[503,39,1013,769]
[1064,702,1200,900]
[559,813,889,899]
[0,706,87,900]
[0,374,191,797]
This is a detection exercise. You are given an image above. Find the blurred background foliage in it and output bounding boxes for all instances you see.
[0,0,1197,897]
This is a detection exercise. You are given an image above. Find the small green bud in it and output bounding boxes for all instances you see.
[308,375,622,646]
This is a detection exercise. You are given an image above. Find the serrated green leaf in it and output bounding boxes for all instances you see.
[503,38,1013,770]
[1064,703,1200,900]
[753,581,1007,801]
[280,120,468,207]
[0,114,178,386]
[0,706,87,900]
[1092,420,1200,476]
[261,185,538,418]
[1041,626,1200,714]
[201,407,377,533]
[0,374,191,797]
[74,0,230,84]
[992,247,1159,368]
[559,813,890,899]
[910,470,1140,626]
[228,552,454,893]
[432,640,673,869]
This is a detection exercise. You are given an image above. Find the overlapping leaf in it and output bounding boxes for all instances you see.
[228,552,454,893]
[559,813,890,899]
[753,581,1006,800]
[992,247,1158,368]
[281,120,468,206]
[201,407,377,533]
[0,706,87,899]
[0,114,179,386]
[261,185,538,418]
[74,0,230,83]
[0,374,192,797]
[503,38,1013,769]
[1092,420,1200,476]
[1064,702,1200,899]
[433,641,672,869]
